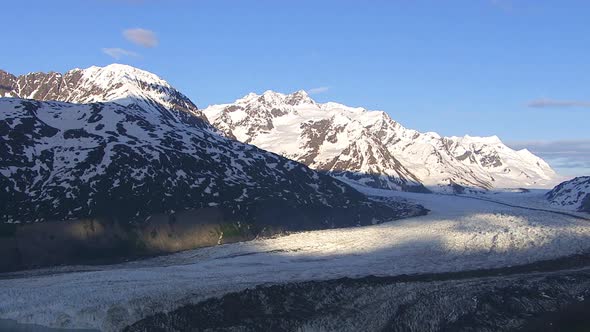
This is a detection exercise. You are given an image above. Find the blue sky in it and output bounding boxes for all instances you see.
[1,0,588,176]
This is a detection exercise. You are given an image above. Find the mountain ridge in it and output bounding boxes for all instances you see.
[546,176,590,213]
[204,90,558,192]
[0,63,209,128]
[0,65,424,271]
[0,65,417,225]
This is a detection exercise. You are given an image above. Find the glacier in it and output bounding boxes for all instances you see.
[1,187,589,331]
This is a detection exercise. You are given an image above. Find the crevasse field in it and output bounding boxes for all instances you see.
[1,187,590,331]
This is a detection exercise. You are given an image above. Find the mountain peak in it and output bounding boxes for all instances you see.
[293,89,309,97]
[285,89,315,106]
[0,64,207,125]
[261,89,285,102]
[76,64,171,90]
[87,63,151,73]
[236,89,316,107]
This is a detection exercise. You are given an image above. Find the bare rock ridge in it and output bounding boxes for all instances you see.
[203,90,557,192]
[0,65,424,271]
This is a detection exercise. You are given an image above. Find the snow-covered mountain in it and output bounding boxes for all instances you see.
[546,176,590,213]
[0,65,419,228]
[0,64,208,127]
[204,90,557,192]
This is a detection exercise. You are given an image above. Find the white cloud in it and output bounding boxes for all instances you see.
[307,86,330,95]
[123,28,158,48]
[527,99,590,109]
[507,139,590,176]
[101,47,138,59]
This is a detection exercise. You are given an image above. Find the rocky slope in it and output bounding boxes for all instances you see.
[0,65,423,270]
[204,91,557,192]
[546,176,590,213]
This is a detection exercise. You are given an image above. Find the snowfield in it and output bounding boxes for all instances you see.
[1,187,590,331]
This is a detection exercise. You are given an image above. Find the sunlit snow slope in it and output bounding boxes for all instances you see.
[204,90,557,192]
[0,63,207,124]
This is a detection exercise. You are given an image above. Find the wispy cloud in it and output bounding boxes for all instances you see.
[507,139,590,176]
[307,86,330,95]
[527,98,590,109]
[123,28,158,48]
[101,47,139,59]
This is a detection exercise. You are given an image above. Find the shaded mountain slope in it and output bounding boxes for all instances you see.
[546,176,590,213]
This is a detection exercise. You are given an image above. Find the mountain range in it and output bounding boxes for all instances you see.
[0,64,421,270]
[0,63,577,272]
[203,90,557,192]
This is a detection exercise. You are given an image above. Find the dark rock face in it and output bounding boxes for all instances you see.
[126,258,590,332]
[0,70,17,95]
[0,96,424,271]
[479,151,503,168]
[450,181,466,194]
[580,193,590,213]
